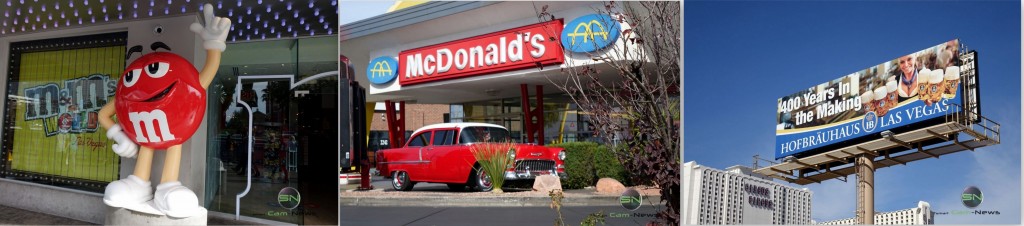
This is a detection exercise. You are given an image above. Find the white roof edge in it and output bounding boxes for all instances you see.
[412,122,506,134]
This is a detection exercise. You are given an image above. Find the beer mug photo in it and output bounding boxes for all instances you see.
[874,87,889,116]
[943,65,960,98]
[917,68,931,98]
[886,77,898,108]
[860,91,874,114]
[926,70,946,105]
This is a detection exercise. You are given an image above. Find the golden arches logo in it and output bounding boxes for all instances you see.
[567,20,609,45]
[370,61,392,78]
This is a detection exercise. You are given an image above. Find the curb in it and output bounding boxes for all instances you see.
[340,195,663,207]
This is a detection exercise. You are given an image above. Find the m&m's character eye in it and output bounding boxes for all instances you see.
[146,62,170,78]
[123,69,142,87]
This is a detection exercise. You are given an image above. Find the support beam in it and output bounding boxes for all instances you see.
[856,155,876,225]
[954,139,975,152]
[824,167,844,179]
[840,150,857,157]
[800,176,821,184]
[856,147,878,157]
[768,167,790,176]
[384,100,406,149]
[520,84,545,145]
[885,136,914,149]
[925,129,949,141]
[792,159,818,170]
[824,154,848,164]
[884,152,906,165]
[799,167,828,184]
[917,145,940,159]
[768,174,797,183]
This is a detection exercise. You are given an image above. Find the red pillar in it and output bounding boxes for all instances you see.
[520,84,545,145]
[384,100,406,148]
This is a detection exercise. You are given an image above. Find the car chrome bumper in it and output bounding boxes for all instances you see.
[504,171,568,180]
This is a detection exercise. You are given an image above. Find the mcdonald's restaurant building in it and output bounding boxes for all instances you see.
[341,1,657,150]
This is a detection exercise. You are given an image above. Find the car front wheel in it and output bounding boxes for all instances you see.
[470,167,493,192]
[392,171,414,191]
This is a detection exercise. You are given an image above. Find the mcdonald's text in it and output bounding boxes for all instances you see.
[398,19,565,86]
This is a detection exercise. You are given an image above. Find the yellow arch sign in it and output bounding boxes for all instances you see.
[566,20,610,45]
[370,61,392,78]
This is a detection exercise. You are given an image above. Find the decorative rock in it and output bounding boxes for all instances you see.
[596,178,626,194]
[532,175,562,194]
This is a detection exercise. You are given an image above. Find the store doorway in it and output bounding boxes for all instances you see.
[204,37,338,225]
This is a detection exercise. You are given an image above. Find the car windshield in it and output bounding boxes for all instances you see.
[459,126,511,144]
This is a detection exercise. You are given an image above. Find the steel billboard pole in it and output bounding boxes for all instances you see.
[855,155,875,224]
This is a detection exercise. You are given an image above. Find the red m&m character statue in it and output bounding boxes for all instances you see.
[98,4,229,218]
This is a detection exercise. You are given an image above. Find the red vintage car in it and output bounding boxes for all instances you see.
[376,123,567,191]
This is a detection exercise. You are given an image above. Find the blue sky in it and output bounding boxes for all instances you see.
[339,1,395,25]
[684,1,1020,224]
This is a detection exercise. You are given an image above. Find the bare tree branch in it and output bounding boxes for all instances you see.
[538,2,680,225]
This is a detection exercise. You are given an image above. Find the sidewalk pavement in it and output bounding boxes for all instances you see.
[340,175,663,207]
[0,205,93,225]
[0,204,269,225]
[341,191,664,207]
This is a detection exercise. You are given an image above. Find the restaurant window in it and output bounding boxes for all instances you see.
[450,93,611,145]
[0,32,127,192]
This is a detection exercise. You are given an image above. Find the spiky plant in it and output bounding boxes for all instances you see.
[471,141,516,194]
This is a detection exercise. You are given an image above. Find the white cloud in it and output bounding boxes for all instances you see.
[933,142,1021,224]
[800,134,1020,224]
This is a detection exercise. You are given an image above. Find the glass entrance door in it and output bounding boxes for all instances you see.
[204,37,338,224]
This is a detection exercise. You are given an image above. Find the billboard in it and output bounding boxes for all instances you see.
[776,39,964,159]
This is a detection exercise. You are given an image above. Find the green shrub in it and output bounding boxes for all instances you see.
[550,142,595,189]
[549,142,629,189]
[595,144,630,185]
